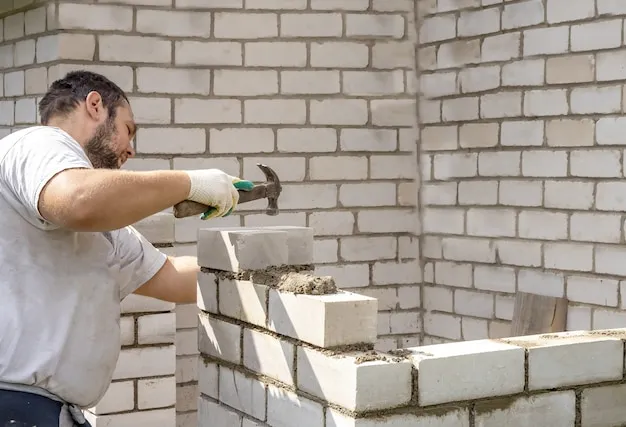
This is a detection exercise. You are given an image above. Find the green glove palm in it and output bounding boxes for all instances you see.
[200,179,254,220]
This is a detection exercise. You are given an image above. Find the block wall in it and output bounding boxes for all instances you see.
[197,225,626,427]
[418,0,626,343]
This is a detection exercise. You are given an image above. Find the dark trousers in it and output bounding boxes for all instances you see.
[0,388,88,427]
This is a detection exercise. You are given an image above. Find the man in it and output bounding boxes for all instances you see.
[0,70,247,426]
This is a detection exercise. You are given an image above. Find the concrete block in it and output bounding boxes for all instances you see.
[137,377,176,410]
[89,381,134,415]
[112,346,176,380]
[297,347,412,412]
[502,331,623,390]
[85,409,175,426]
[198,313,241,364]
[137,312,176,344]
[326,407,471,426]
[121,293,175,313]
[218,366,266,420]
[581,383,626,426]
[198,358,218,399]
[133,212,174,244]
[258,226,314,265]
[409,339,525,405]
[243,328,295,386]
[267,289,378,348]
[197,228,288,272]
[219,278,268,327]
[475,391,575,427]
[267,384,324,427]
[197,271,218,313]
[198,397,241,427]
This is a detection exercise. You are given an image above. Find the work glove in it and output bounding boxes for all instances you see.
[185,169,254,220]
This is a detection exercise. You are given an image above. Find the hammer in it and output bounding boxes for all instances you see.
[173,163,282,218]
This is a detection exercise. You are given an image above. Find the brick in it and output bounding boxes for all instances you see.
[281,13,342,37]
[571,149,621,177]
[421,72,458,98]
[423,182,457,206]
[121,294,174,313]
[437,0,479,11]
[466,208,515,238]
[219,367,266,420]
[518,211,567,240]
[502,59,545,86]
[459,181,497,205]
[544,242,594,272]
[420,100,441,124]
[310,156,366,181]
[86,409,176,426]
[242,328,295,385]
[504,332,623,389]
[438,40,480,69]
[499,181,542,207]
[136,128,205,154]
[372,41,415,69]
[198,313,241,364]
[176,0,241,6]
[5,71,24,97]
[371,155,415,179]
[312,0,369,9]
[597,0,626,14]
[546,54,594,84]
[282,71,339,95]
[567,275,619,306]
[175,41,242,66]
[434,153,477,179]
[112,346,175,380]
[442,237,496,263]
[598,182,626,209]
[174,99,241,125]
[595,246,626,276]
[545,181,594,209]
[197,228,289,272]
[58,4,132,31]
[197,397,241,427]
[459,123,498,148]
[137,377,176,410]
[424,286,453,312]
[243,157,305,182]
[328,408,470,427]
[523,27,569,56]
[343,70,404,96]
[198,359,218,398]
[460,66,499,93]
[24,68,46,95]
[481,92,522,118]
[478,152,521,177]
[581,384,626,427]
[266,384,323,427]
[419,15,456,43]
[443,97,479,122]
[481,33,520,62]
[138,10,212,37]
[137,312,175,345]
[521,151,567,177]
[571,20,622,51]
[524,89,568,117]
[547,119,594,147]
[136,68,211,95]
[120,316,134,346]
[48,64,133,92]
[474,266,516,293]
[454,290,494,318]
[278,128,336,153]
[247,0,307,8]
[422,208,464,234]
[297,347,412,412]
[38,34,95,63]
[310,42,369,68]
[175,329,198,356]
[518,269,564,298]
[218,278,268,327]
[210,128,274,154]
[89,381,134,415]
[503,0,544,29]
[346,14,405,38]
[14,99,36,124]
[267,289,377,347]
[14,40,34,67]
[459,7,499,36]
[567,307,592,330]
[245,100,306,124]
[548,0,594,22]
[214,70,278,96]
[476,392,575,427]
[410,340,524,405]
[310,100,368,125]
[573,86,622,114]
[214,13,278,38]
[423,312,461,340]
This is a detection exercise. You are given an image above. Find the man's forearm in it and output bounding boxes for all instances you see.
[39,168,192,231]
[134,255,200,304]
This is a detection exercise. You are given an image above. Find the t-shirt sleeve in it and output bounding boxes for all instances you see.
[0,128,92,228]
[113,226,168,300]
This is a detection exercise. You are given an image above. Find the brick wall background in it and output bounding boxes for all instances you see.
[418,0,626,344]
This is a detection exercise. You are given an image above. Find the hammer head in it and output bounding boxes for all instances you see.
[256,163,281,216]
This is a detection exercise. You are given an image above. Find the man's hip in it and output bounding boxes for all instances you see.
[0,388,92,427]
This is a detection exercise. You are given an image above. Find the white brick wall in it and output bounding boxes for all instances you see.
[419,0,626,342]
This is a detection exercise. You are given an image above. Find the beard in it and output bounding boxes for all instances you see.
[84,117,120,170]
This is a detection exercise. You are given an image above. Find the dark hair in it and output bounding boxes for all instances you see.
[38,70,129,125]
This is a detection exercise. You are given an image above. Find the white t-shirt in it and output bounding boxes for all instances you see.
[0,126,167,408]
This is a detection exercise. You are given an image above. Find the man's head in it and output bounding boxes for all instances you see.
[39,71,137,169]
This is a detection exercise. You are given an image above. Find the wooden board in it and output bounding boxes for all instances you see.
[510,292,568,337]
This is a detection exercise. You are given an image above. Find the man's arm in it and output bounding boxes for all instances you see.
[133,255,200,304]
[39,168,191,232]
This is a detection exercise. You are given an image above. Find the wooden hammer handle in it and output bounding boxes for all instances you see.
[173,185,270,219]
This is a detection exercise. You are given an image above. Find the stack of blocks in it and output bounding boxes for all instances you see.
[196,226,626,427]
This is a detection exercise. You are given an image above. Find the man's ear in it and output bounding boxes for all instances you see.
[85,91,104,121]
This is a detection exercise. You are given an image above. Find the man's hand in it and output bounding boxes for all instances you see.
[134,255,199,304]
[185,169,242,219]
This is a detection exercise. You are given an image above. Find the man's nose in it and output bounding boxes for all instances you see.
[127,141,136,158]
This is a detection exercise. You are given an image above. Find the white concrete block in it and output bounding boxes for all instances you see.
[475,391,575,427]
[219,367,266,420]
[409,340,525,405]
[243,329,295,385]
[137,312,176,344]
[267,290,378,348]
[121,293,175,313]
[137,377,176,410]
[326,408,471,426]
[297,347,412,412]
[120,316,134,346]
[198,313,241,364]
[85,409,176,426]
[197,228,288,272]
[219,278,268,327]
[257,226,314,265]
[112,346,176,380]
[89,381,134,415]
[198,397,241,427]
[198,271,218,313]
[198,358,218,399]
[581,383,626,426]
[267,384,324,427]
[502,331,623,390]
[133,212,174,244]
